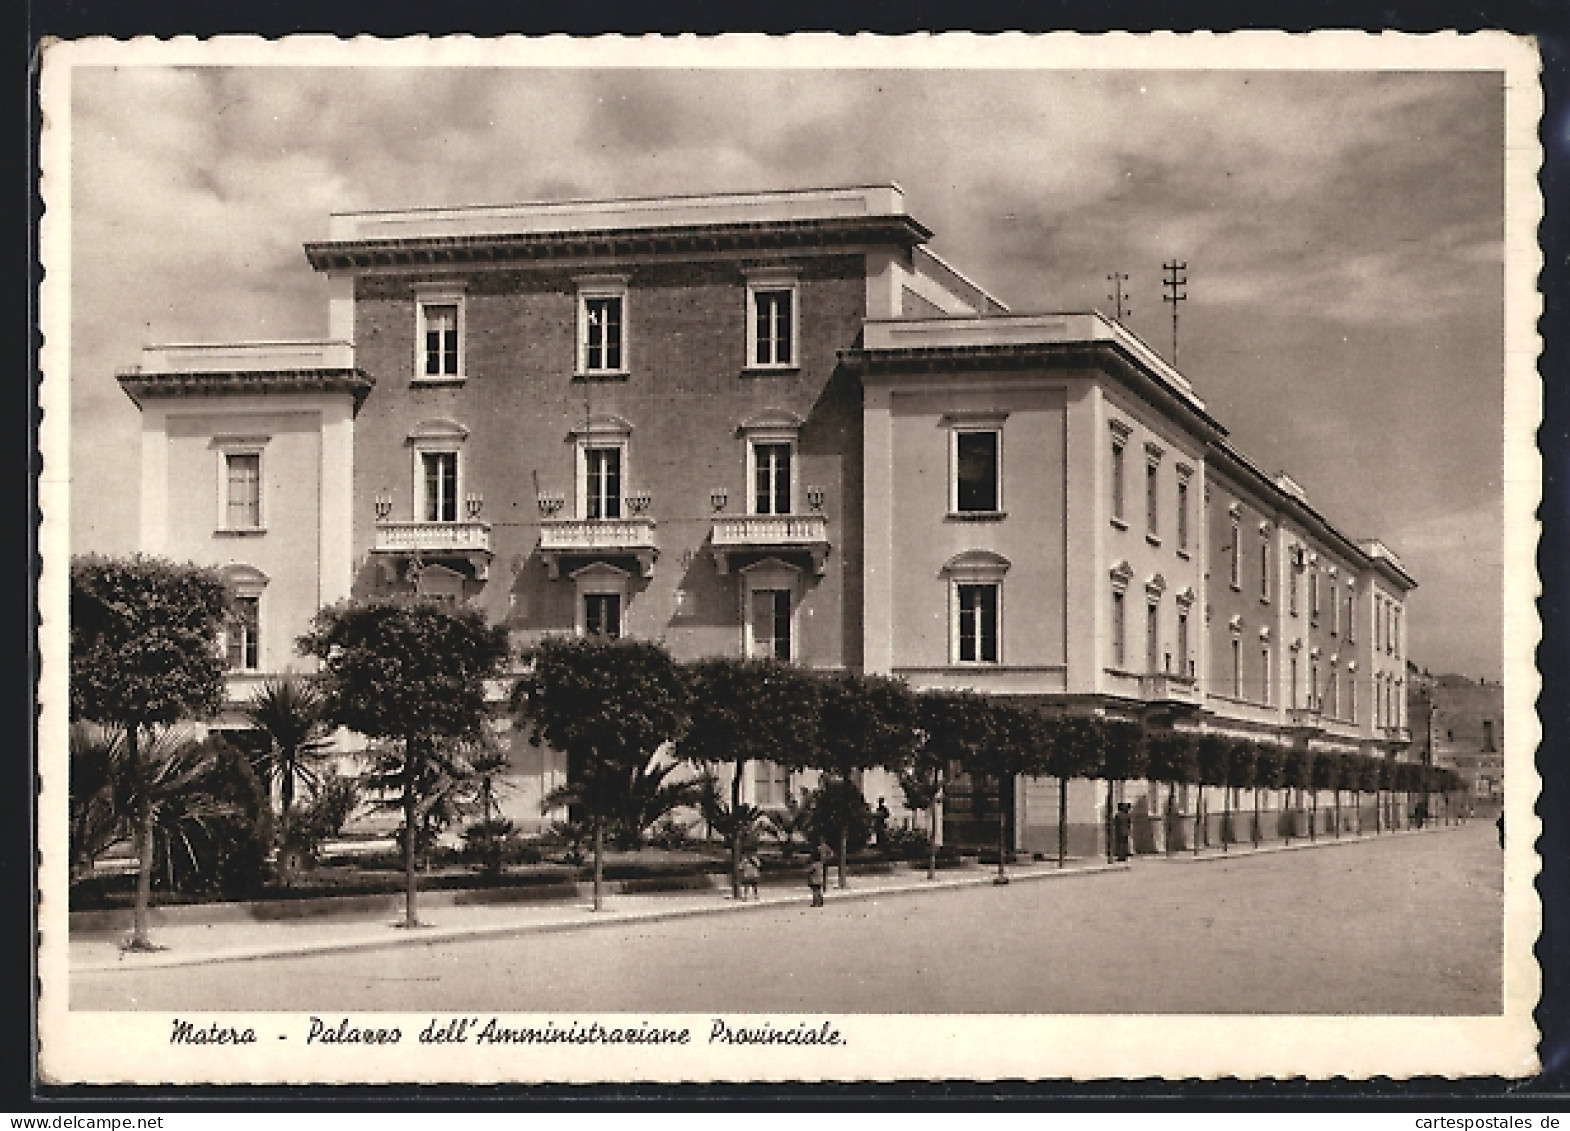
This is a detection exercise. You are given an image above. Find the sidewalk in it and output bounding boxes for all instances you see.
[71,823,1471,975]
[70,857,1130,974]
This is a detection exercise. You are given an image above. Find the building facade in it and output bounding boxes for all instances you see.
[117,185,1418,844]
[1411,671,1504,808]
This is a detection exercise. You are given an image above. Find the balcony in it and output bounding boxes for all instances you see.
[710,513,831,575]
[1382,725,1412,744]
[1140,673,1202,705]
[538,516,658,579]
[371,520,493,580]
[1287,706,1323,730]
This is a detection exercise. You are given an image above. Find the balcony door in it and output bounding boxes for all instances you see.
[422,451,458,522]
[584,446,622,520]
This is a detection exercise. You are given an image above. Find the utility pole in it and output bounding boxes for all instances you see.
[1106,271,1131,324]
[1162,260,1188,366]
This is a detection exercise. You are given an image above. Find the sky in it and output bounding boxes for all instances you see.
[63,63,1508,681]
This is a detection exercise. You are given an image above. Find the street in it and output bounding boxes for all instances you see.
[72,824,1502,1014]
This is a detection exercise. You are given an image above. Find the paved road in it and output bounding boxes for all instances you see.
[73,825,1502,1014]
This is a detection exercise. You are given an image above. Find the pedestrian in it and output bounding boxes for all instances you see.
[741,851,761,901]
[807,843,827,907]
[1496,810,1505,850]
[1113,802,1133,862]
[873,798,891,850]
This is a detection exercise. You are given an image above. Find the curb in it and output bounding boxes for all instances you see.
[73,860,1130,975]
[1146,822,1471,864]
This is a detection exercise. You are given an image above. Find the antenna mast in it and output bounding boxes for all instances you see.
[1162,260,1188,366]
[1106,272,1131,324]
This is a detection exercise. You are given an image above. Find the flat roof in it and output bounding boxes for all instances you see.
[323,185,913,243]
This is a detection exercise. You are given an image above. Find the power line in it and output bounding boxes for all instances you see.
[1106,271,1131,324]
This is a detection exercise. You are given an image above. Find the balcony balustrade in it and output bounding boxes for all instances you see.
[1287,705,1323,729]
[710,513,831,575]
[372,519,493,579]
[538,515,658,578]
[1140,672,1201,704]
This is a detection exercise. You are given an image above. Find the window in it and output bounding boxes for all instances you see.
[747,275,797,369]
[1330,575,1339,635]
[1346,591,1356,644]
[1111,434,1127,523]
[1146,458,1160,539]
[1231,638,1243,699]
[1177,609,1189,676]
[751,589,792,660]
[1290,655,1299,708]
[1483,720,1496,751]
[226,595,259,671]
[957,583,999,663]
[1310,571,1320,623]
[1111,590,1126,668]
[584,593,622,639]
[753,442,792,516]
[954,429,1001,513]
[1289,556,1299,616]
[584,446,622,520]
[422,304,459,377]
[1311,661,1320,709]
[1146,603,1160,673]
[1229,522,1241,588]
[225,453,261,530]
[753,761,792,807]
[1393,609,1401,658]
[1260,538,1270,602]
[1328,669,1338,718]
[1176,475,1191,550]
[422,451,459,522]
[1261,648,1271,705]
[1349,676,1358,724]
[576,277,628,375]
[414,285,466,380]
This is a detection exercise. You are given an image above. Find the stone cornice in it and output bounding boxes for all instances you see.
[117,368,374,410]
[303,216,931,273]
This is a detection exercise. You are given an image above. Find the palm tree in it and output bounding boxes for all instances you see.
[69,723,125,879]
[244,677,332,820]
[105,725,237,948]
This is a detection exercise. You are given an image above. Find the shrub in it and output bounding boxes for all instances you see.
[882,824,932,861]
[461,818,541,874]
[800,779,872,854]
[152,735,274,900]
[648,815,695,851]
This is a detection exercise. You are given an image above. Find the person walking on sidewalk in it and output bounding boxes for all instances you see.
[741,851,762,901]
[807,844,827,907]
[1113,802,1133,862]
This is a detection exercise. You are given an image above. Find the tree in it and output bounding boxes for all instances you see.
[1098,720,1147,863]
[513,636,689,911]
[1253,744,1285,845]
[909,691,995,880]
[1145,731,1197,857]
[1282,749,1314,841]
[300,597,511,928]
[972,703,1048,883]
[1046,715,1103,867]
[1310,751,1339,838]
[681,658,819,898]
[796,672,920,889]
[1227,741,1257,849]
[1356,755,1382,835]
[69,724,123,880]
[244,676,333,821]
[1195,736,1230,854]
[70,556,230,949]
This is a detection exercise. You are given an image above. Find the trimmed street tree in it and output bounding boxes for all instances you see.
[1253,744,1285,845]
[1358,754,1383,834]
[1311,751,1339,838]
[513,636,689,911]
[1280,748,1311,843]
[909,690,996,879]
[801,672,921,889]
[1195,735,1230,854]
[244,676,333,821]
[1046,715,1103,867]
[1098,720,1147,863]
[681,658,819,898]
[70,556,230,949]
[1145,731,1197,856]
[299,596,511,928]
[1227,741,1257,850]
[973,703,1048,883]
